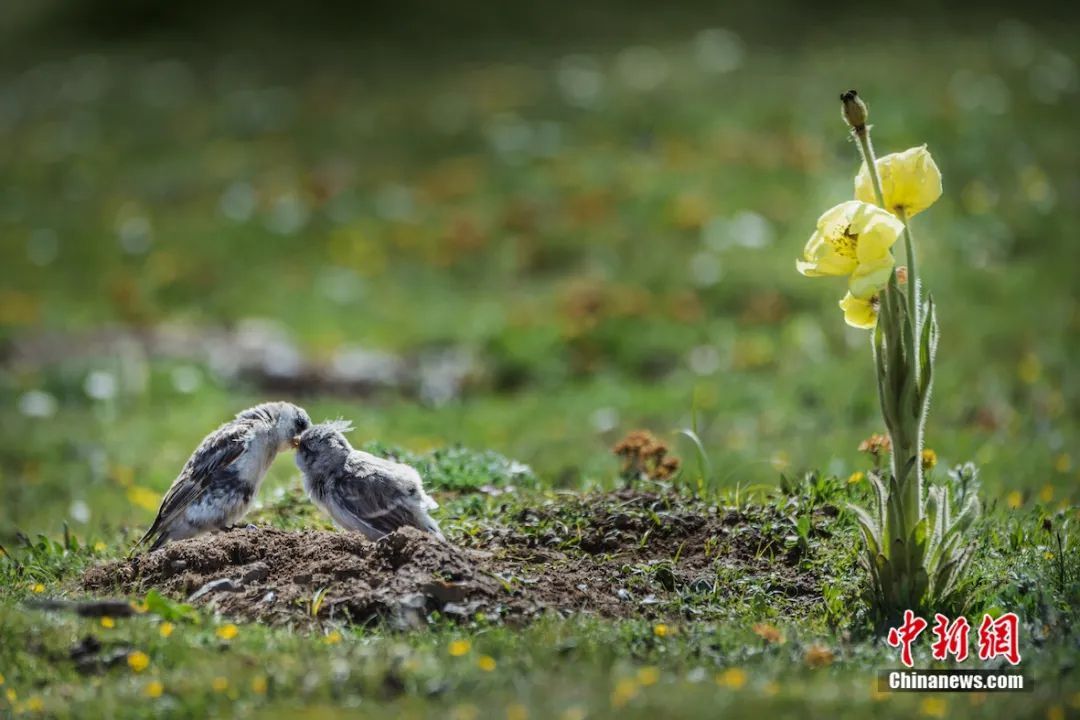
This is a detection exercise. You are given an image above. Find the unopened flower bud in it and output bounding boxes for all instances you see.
[840,89,868,131]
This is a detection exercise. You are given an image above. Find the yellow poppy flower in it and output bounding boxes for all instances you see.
[797,201,903,299]
[839,292,879,329]
[855,145,942,217]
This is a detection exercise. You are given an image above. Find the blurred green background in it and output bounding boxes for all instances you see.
[1,1,1077,540]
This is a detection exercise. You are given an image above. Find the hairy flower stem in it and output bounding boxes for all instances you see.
[857,122,924,559]
[897,207,920,336]
[853,129,886,211]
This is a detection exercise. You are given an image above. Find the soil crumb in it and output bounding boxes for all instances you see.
[83,490,829,628]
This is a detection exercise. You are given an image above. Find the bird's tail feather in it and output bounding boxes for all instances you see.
[128,520,169,556]
[128,521,160,557]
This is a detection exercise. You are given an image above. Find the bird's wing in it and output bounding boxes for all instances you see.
[329,457,424,538]
[136,421,256,547]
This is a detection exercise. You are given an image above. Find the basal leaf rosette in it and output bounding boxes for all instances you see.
[855,145,942,218]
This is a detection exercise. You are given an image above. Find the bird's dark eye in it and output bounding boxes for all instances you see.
[408,487,417,496]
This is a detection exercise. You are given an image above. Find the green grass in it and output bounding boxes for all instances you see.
[1,9,1079,719]
[1,472,1078,718]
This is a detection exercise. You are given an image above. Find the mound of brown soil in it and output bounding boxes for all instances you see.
[82,491,828,628]
[82,526,520,629]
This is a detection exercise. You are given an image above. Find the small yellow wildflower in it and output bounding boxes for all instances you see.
[1054,454,1072,473]
[506,703,528,720]
[652,623,670,638]
[1020,165,1052,205]
[839,292,879,329]
[100,617,115,629]
[127,486,161,512]
[610,678,639,708]
[127,651,150,673]
[251,676,268,695]
[752,623,784,644]
[855,145,943,218]
[1017,353,1041,384]
[1007,491,1023,509]
[448,639,471,657]
[323,631,342,645]
[636,666,659,686]
[671,192,710,230]
[1040,485,1055,503]
[762,680,780,696]
[93,541,107,552]
[716,668,747,689]
[797,201,904,299]
[31,583,45,594]
[111,465,134,486]
[451,704,480,720]
[25,696,43,712]
[144,681,164,699]
[921,448,938,471]
[847,471,866,484]
[131,601,149,614]
[216,624,238,641]
[804,645,834,668]
[159,622,174,638]
[5,688,15,703]
[212,677,229,693]
[477,655,497,672]
[919,697,947,718]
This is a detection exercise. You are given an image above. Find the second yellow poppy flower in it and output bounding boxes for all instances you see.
[855,145,942,217]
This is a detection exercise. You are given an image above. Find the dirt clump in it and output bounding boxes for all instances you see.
[82,490,829,627]
[83,526,525,628]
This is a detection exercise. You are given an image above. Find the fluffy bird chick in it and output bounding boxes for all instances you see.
[295,422,444,541]
[137,402,312,551]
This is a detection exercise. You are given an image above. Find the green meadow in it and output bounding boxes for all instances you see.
[0,5,1077,718]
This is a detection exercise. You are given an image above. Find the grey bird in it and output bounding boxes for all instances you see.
[137,402,312,551]
[295,422,444,541]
